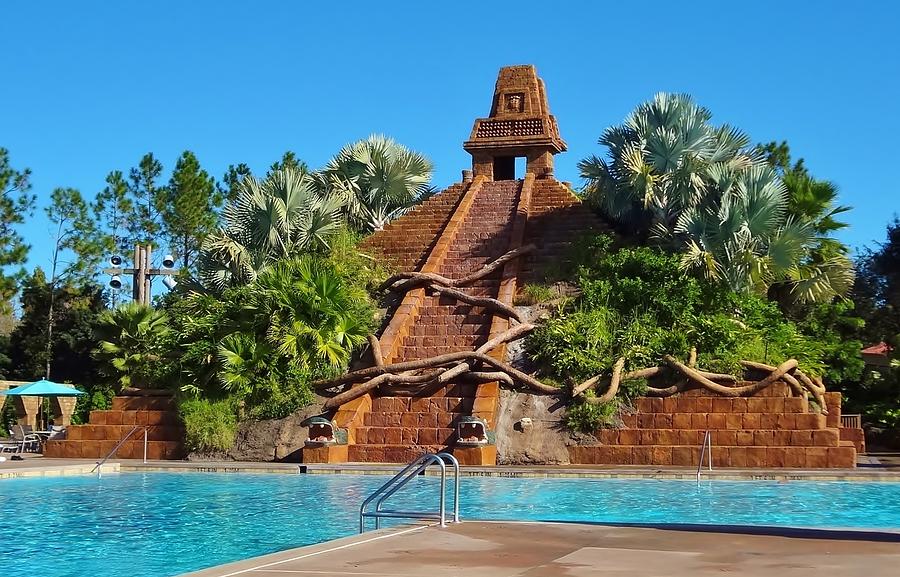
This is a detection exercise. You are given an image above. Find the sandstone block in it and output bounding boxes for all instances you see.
[651,446,673,465]
[766,447,787,468]
[690,413,708,429]
[707,413,726,430]
[632,445,653,465]
[736,431,755,446]
[783,447,807,468]
[618,429,640,445]
[672,413,692,429]
[746,447,767,468]
[742,413,761,429]
[747,398,767,413]
[812,428,839,447]
[672,446,696,467]
[725,414,743,430]
[827,446,856,468]
[711,398,732,413]
[804,447,829,468]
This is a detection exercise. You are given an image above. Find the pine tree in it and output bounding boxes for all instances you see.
[161,151,222,270]
[0,148,35,310]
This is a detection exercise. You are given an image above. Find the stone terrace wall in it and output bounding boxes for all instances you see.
[44,395,184,460]
[570,383,857,468]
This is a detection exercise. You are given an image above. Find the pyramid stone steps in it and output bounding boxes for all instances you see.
[568,444,856,468]
[597,427,840,447]
[43,394,185,460]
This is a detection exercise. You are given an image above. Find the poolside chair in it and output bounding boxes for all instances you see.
[9,425,41,453]
[0,437,19,453]
[47,425,66,440]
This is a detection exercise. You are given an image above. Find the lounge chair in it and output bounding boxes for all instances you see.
[47,425,66,440]
[0,438,19,453]
[9,425,41,453]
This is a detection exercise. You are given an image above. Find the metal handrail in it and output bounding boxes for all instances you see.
[359,452,460,533]
[696,429,712,483]
[92,425,148,476]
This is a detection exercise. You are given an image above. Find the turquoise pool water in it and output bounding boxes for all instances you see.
[2,472,899,577]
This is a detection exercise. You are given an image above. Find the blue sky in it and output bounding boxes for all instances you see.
[3,0,898,277]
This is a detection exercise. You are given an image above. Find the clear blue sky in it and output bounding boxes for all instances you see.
[3,0,898,276]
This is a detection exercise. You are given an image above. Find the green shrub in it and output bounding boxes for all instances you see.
[179,398,238,453]
[566,392,618,433]
[515,284,554,306]
[527,235,830,388]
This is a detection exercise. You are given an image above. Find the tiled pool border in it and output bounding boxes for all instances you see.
[3,459,900,482]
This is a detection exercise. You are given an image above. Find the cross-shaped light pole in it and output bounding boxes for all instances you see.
[103,244,177,306]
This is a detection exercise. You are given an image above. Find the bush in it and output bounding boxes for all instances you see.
[515,284,554,306]
[179,398,238,453]
[527,236,830,387]
[566,392,619,433]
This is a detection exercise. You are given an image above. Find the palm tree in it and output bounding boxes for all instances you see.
[94,303,172,390]
[317,135,434,232]
[253,257,370,368]
[579,93,758,231]
[581,93,853,304]
[198,167,344,291]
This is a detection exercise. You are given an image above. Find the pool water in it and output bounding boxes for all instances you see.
[2,472,899,577]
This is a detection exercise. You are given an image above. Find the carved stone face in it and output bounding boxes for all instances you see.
[506,94,522,112]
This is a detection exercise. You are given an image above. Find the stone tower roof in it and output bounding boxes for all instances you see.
[463,65,566,180]
[463,65,566,155]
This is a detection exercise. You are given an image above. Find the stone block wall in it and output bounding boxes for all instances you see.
[43,395,185,460]
[569,384,858,468]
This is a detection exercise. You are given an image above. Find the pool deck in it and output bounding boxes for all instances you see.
[181,521,900,577]
[3,455,900,481]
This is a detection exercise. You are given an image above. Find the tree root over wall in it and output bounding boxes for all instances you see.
[314,246,831,414]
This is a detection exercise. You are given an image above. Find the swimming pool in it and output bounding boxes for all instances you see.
[2,472,899,577]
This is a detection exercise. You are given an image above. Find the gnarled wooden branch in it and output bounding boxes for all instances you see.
[380,244,536,292]
[664,356,800,398]
[368,335,384,368]
[429,284,523,323]
[586,357,625,405]
[741,360,806,398]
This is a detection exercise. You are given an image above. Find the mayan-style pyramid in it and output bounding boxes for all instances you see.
[305,65,864,468]
[303,65,604,465]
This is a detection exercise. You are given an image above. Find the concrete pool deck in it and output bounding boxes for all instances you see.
[181,521,900,577]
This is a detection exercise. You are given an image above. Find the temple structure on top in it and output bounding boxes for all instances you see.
[464,65,566,180]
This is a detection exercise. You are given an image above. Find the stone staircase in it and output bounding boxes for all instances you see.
[44,395,185,460]
[569,384,858,468]
[347,179,521,463]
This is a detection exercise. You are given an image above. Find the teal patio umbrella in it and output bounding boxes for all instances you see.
[1,379,85,429]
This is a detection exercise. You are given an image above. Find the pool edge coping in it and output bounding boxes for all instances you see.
[124,460,900,482]
[3,459,900,482]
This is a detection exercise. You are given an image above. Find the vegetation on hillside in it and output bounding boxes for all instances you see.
[0,95,897,446]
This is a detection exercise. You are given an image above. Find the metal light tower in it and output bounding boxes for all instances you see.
[104,244,177,306]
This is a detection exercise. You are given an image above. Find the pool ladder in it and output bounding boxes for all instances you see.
[697,429,712,483]
[359,452,460,533]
